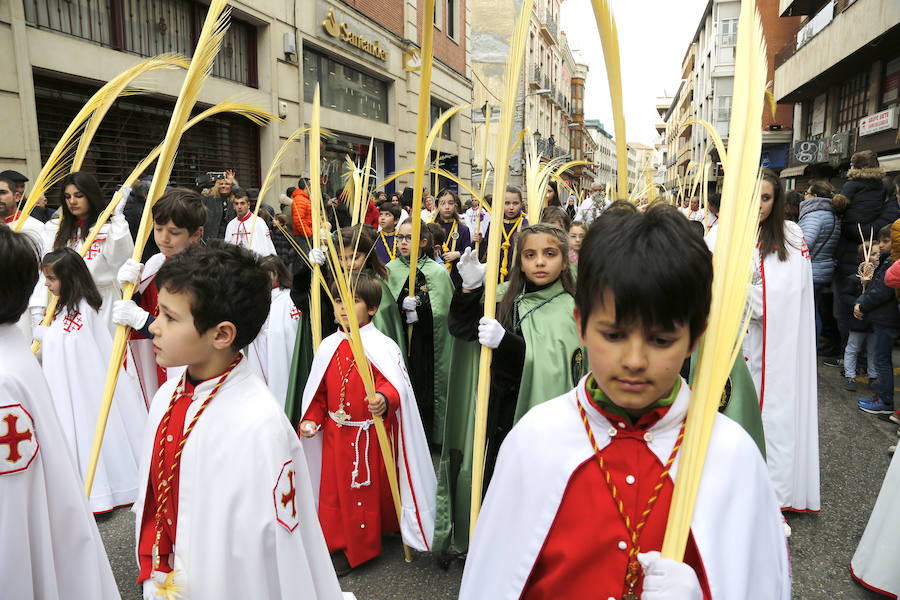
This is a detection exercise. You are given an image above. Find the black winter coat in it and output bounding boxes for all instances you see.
[840,272,872,333]
[857,252,900,329]
[834,168,888,281]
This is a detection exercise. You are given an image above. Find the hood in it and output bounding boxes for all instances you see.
[798,197,834,219]
[848,167,885,181]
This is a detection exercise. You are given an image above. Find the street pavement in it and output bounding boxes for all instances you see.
[97,358,898,599]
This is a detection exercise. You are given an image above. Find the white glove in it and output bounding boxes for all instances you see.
[279,193,293,206]
[30,307,45,328]
[31,325,47,342]
[308,248,326,266]
[478,317,505,349]
[117,258,144,286]
[113,299,150,329]
[142,571,168,600]
[458,247,487,290]
[402,296,419,324]
[638,551,702,600]
[112,187,128,217]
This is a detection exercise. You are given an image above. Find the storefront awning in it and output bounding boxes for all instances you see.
[879,153,900,174]
[780,164,808,178]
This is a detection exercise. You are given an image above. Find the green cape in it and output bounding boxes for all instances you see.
[372,275,407,356]
[385,256,454,444]
[433,279,585,554]
[689,351,766,459]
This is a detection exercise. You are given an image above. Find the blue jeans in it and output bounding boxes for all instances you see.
[872,325,899,406]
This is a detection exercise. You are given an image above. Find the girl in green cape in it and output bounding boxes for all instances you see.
[433,223,584,556]
[385,219,454,446]
[283,225,406,426]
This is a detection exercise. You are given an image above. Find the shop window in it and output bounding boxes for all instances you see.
[304,48,388,123]
[837,70,869,132]
[24,0,258,88]
[882,56,900,108]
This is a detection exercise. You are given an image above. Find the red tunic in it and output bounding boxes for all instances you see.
[136,380,195,582]
[301,340,401,567]
[521,401,711,600]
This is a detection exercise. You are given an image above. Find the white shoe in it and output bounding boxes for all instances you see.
[782,516,791,538]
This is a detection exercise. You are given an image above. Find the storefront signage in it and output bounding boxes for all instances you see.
[859,107,898,137]
[793,140,826,165]
[320,6,388,63]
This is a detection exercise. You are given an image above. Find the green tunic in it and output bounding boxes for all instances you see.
[432,279,585,554]
[372,275,407,356]
[689,351,766,459]
[385,256,454,444]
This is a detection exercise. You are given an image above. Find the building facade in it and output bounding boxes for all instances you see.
[0,0,472,203]
[470,0,571,191]
[663,43,696,192]
[584,118,616,189]
[775,0,900,188]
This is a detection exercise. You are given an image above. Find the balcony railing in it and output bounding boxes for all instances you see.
[774,0,838,68]
[539,8,558,43]
[531,65,542,88]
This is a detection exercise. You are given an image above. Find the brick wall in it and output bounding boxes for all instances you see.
[342,0,405,37]
[418,0,467,76]
[758,0,801,128]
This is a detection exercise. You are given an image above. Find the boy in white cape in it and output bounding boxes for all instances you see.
[133,241,343,600]
[0,227,120,600]
[113,188,207,408]
[299,273,436,573]
[460,204,790,600]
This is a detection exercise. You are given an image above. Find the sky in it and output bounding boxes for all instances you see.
[560,0,709,146]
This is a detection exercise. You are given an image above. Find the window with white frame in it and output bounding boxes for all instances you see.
[714,95,732,124]
[719,19,737,47]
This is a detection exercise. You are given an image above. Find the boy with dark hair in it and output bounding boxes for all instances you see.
[855,225,900,415]
[225,188,276,257]
[460,204,789,599]
[134,241,343,600]
[113,188,209,407]
[0,227,120,599]
[299,272,435,575]
[374,201,401,264]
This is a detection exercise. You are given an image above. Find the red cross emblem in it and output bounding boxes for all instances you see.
[273,460,299,532]
[289,306,301,321]
[62,313,84,332]
[0,404,39,475]
[85,236,106,260]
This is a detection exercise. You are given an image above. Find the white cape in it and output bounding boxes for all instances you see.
[851,446,900,596]
[43,214,135,336]
[0,323,120,600]
[460,376,791,600]
[744,221,820,511]
[249,287,299,409]
[42,300,146,512]
[132,358,343,600]
[225,214,276,256]
[301,323,437,551]
[11,215,47,341]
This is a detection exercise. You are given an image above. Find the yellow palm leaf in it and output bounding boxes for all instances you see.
[590,0,627,200]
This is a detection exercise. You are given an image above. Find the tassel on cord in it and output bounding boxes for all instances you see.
[661,0,767,561]
[85,0,234,499]
[469,0,535,538]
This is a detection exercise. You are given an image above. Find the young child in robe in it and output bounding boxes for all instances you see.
[113,188,207,407]
[434,223,583,556]
[374,201,401,264]
[299,273,435,574]
[134,241,343,600]
[430,189,472,288]
[0,227,120,599]
[459,203,790,599]
[475,185,528,283]
[249,255,300,409]
[385,219,454,444]
[568,221,587,265]
[35,248,146,514]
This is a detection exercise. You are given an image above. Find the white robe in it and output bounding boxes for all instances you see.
[42,300,146,512]
[225,213,276,256]
[300,323,437,552]
[132,358,344,600]
[249,287,300,409]
[851,446,900,596]
[460,377,791,600]
[0,324,120,600]
[744,220,820,512]
[43,214,135,336]
[704,218,719,252]
[464,207,490,236]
